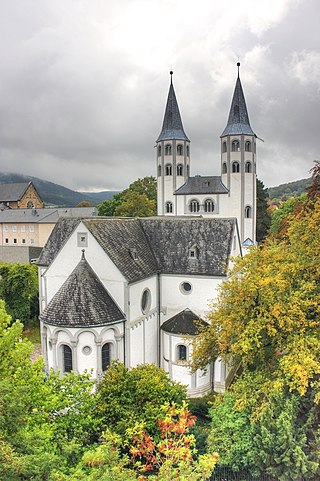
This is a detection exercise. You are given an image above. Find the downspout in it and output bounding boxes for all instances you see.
[157,270,161,367]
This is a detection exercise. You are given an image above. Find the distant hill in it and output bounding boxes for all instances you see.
[267,177,311,202]
[0,173,118,207]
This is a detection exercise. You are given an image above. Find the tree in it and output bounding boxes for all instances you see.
[115,191,156,217]
[95,362,186,442]
[0,263,39,324]
[76,201,94,207]
[256,179,271,242]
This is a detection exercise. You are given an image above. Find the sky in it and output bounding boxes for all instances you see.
[0,0,319,192]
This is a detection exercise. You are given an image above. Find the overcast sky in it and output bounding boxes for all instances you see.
[0,0,319,192]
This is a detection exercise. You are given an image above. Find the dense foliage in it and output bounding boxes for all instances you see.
[256,179,271,242]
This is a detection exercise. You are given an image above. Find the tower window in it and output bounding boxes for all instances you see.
[232,161,240,173]
[158,165,161,176]
[157,145,161,157]
[177,164,183,176]
[245,161,252,173]
[177,144,183,155]
[245,206,252,218]
[102,343,112,371]
[186,145,190,157]
[189,199,200,213]
[165,201,173,213]
[62,344,73,373]
[165,144,172,155]
[245,141,251,152]
[204,199,215,213]
[232,140,240,152]
[222,141,227,153]
[165,164,172,176]
[176,344,187,361]
[222,162,227,174]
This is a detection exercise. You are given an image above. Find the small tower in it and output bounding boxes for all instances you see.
[156,72,190,216]
[221,63,257,245]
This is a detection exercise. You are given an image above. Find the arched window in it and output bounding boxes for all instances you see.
[165,164,172,176]
[186,145,190,157]
[245,161,252,173]
[165,201,173,213]
[222,162,227,174]
[232,140,240,152]
[245,206,252,218]
[222,141,227,153]
[62,344,72,373]
[177,344,187,361]
[165,144,172,155]
[157,145,161,157]
[158,164,161,176]
[245,141,251,152]
[102,343,112,371]
[189,199,200,213]
[177,144,183,155]
[232,161,240,173]
[204,199,215,213]
[177,164,183,176]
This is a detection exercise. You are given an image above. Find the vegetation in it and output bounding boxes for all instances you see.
[267,176,312,204]
[98,176,157,217]
[256,179,271,242]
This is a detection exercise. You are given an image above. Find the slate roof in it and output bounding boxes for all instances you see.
[40,216,236,279]
[0,208,59,224]
[0,182,31,202]
[174,176,228,195]
[40,251,125,327]
[161,309,208,335]
[157,74,189,142]
[221,70,256,138]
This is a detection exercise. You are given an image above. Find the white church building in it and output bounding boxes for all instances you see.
[38,64,258,396]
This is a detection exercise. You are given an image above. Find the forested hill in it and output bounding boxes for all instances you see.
[267,177,311,202]
[0,172,117,207]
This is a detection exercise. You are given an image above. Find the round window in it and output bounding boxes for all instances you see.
[82,346,92,355]
[180,281,192,294]
[141,288,151,314]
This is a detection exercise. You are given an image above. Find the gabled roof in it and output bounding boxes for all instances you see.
[157,73,189,142]
[40,216,236,279]
[161,308,208,335]
[0,182,31,202]
[221,64,256,138]
[40,251,125,327]
[174,176,228,195]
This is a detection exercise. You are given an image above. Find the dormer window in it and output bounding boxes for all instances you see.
[165,144,172,155]
[130,248,138,260]
[189,245,199,259]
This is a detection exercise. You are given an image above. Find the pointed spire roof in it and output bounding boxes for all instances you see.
[221,63,256,138]
[157,71,189,142]
[40,250,125,327]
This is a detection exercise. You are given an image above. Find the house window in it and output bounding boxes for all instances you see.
[177,144,183,155]
[62,344,73,373]
[177,164,183,176]
[222,141,227,153]
[30,238,35,245]
[141,288,151,314]
[180,281,192,294]
[245,161,252,173]
[165,164,172,176]
[165,144,172,155]
[77,232,88,247]
[21,238,26,244]
[3,225,8,232]
[12,226,17,232]
[177,344,187,361]
[157,145,161,157]
[102,343,112,371]
[21,225,26,232]
[29,225,35,232]
[13,238,17,244]
[232,161,240,173]
[245,206,252,218]
[4,238,8,244]
[222,162,227,174]
[245,141,251,152]
[189,199,200,213]
[204,199,215,213]
[232,140,240,152]
[165,202,173,213]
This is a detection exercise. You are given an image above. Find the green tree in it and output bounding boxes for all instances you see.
[95,363,186,442]
[0,263,39,324]
[115,191,156,217]
[256,179,271,242]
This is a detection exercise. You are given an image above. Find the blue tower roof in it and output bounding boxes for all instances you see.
[157,72,189,142]
[221,63,256,138]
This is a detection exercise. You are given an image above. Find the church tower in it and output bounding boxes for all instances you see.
[156,72,190,216]
[220,63,257,245]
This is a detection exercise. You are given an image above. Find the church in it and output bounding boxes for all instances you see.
[38,64,258,396]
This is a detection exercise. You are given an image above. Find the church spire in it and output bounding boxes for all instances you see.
[157,71,189,142]
[221,62,256,137]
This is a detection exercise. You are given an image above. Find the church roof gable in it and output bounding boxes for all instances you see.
[40,252,125,327]
[174,176,228,195]
[0,182,31,202]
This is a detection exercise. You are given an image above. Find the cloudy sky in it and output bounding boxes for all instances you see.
[0,0,319,192]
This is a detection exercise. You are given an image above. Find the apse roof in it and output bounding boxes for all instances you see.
[161,308,208,335]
